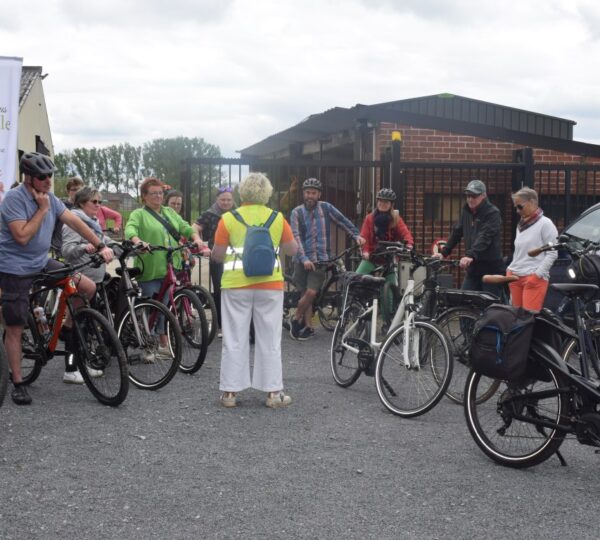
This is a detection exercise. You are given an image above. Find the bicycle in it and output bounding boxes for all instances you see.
[331,244,453,418]
[19,257,129,406]
[143,242,209,375]
[177,246,219,345]
[464,240,600,468]
[95,241,183,389]
[283,245,359,332]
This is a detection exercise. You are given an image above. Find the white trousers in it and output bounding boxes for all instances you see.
[220,288,284,392]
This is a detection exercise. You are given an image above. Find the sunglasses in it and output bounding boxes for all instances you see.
[35,173,53,181]
[515,203,525,210]
[218,186,233,194]
[465,193,480,199]
[88,199,102,205]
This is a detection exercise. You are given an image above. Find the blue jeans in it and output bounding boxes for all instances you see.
[139,279,170,333]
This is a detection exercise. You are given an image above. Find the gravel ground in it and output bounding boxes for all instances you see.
[1,328,600,539]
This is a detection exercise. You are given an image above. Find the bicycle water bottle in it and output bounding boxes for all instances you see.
[33,306,50,335]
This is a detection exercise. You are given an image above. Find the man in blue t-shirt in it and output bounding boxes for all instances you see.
[0,152,114,405]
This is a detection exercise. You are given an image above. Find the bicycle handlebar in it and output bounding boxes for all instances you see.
[528,239,600,258]
[20,254,105,282]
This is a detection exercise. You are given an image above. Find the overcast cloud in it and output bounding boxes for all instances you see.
[4,0,600,156]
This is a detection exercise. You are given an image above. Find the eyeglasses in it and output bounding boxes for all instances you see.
[147,191,164,197]
[35,173,53,181]
[465,193,480,199]
[218,186,233,194]
[515,203,525,210]
[88,199,102,205]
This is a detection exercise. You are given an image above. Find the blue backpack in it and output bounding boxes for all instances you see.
[231,209,279,277]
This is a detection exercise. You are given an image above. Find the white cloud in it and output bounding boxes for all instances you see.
[4,0,600,155]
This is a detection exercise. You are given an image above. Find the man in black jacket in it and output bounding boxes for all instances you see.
[434,179,505,297]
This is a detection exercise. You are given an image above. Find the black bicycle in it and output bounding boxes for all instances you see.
[464,240,600,467]
[283,245,359,331]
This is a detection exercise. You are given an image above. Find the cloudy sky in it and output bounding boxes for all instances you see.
[5,0,600,156]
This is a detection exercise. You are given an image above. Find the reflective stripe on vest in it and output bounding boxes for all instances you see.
[221,205,284,288]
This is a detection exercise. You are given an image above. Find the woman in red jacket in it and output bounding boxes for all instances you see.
[356,188,414,279]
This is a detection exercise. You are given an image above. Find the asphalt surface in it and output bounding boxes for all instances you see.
[1,327,600,539]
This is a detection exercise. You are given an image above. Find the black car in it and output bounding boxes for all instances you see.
[546,202,600,310]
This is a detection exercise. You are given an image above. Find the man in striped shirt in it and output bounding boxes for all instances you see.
[289,178,365,340]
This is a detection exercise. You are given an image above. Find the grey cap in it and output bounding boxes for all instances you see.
[464,179,486,195]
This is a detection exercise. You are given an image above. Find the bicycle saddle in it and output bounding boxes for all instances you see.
[551,283,599,297]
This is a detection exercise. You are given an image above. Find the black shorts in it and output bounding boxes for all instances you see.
[0,259,64,327]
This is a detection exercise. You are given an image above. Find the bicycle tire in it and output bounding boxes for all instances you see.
[435,307,500,404]
[330,301,369,387]
[381,282,401,324]
[0,339,8,407]
[173,289,209,374]
[14,314,45,386]
[375,319,452,418]
[561,327,600,379]
[73,307,129,406]
[464,367,567,468]
[316,278,342,332]
[117,298,182,390]
[189,285,218,345]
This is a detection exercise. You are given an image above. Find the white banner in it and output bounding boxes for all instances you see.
[0,56,22,191]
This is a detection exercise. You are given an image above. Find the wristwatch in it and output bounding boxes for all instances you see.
[96,242,106,251]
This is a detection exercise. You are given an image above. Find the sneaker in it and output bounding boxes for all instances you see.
[156,346,173,360]
[86,367,104,378]
[11,385,32,405]
[289,318,303,340]
[63,370,84,384]
[217,330,223,339]
[297,327,315,341]
[266,391,292,409]
[220,392,237,408]
[142,350,156,363]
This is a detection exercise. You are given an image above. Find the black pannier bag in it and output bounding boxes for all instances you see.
[572,253,600,285]
[469,304,535,380]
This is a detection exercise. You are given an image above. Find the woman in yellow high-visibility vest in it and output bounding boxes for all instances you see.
[211,173,298,408]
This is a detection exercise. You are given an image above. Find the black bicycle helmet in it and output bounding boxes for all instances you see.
[19,152,56,177]
[376,188,396,201]
[302,178,322,191]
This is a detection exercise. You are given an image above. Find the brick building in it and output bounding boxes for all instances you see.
[238,93,600,257]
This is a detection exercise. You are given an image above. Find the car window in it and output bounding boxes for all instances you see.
[564,207,600,245]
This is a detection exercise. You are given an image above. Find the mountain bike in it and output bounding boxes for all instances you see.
[331,244,452,418]
[145,243,210,374]
[20,257,129,406]
[283,245,359,332]
[94,241,183,390]
[464,240,600,468]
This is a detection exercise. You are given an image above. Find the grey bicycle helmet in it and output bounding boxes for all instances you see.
[302,178,322,191]
[376,188,396,201]
[19,152,56,177]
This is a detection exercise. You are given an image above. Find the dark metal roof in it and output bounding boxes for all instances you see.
[19,66,42,110]
[239,93,597,158]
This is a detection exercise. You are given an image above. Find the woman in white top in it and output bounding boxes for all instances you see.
[507,187,558,311]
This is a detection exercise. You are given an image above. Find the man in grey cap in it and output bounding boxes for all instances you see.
[433,179,505,297]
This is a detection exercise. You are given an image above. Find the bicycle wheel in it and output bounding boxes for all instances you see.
[173,289,209,374]
[464,367,567,468]
[189,285,218,345]
[375,319,452,417]
[381,282,401,324]
[117,299,181,390]
[561,326,600,379]
[330,301,370,387]
[16,314,45,385]
[0,339,8,407]
[316,278,341,332]
[435,307,500,404]
[73,307,129,406]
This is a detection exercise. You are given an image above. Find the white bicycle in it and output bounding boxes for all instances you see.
[330,244,452,418]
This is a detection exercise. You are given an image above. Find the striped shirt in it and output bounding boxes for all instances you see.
[290,201,359,263]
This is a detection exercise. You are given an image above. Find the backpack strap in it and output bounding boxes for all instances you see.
[231,209,248,228]
[143,206,181,243]
[264,210,278,228]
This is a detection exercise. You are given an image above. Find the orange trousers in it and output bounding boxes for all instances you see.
[507,270,549,312]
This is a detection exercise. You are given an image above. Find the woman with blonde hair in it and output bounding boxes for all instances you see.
[507,187,558,311]
[211,173,298,409]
